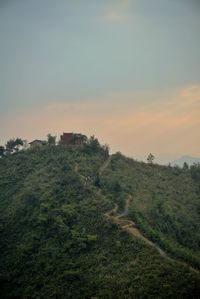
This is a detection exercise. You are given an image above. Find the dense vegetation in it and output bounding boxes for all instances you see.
[101,153,200,269]
[0,139,200,298]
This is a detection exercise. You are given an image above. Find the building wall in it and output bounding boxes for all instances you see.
[60,133,73,145]
[60,133,82,146]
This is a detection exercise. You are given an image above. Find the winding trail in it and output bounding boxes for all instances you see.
[105,196,166,257]
[78,155,199,274]
[104,197,200,274]
[75,155,112,183]
[99,156,112,176]
[100,157,166,256]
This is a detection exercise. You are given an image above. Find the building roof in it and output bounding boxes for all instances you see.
[29,139,47,145]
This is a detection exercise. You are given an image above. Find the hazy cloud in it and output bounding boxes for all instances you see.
[1,85,200,162]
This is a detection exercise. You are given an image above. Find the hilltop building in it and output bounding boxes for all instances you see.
[29,140,47,148]
[59,133,85,146]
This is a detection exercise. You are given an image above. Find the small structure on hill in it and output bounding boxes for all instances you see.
[59,133,85,146]
[29,140,47,148]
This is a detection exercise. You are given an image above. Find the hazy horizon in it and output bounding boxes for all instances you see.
[1,0,200,163]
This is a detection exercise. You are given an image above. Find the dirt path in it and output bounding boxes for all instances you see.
[104,197,200,274]
[99,156,112,175]
[104,203,118,217]
[76,158,199,273]
[74,156,112,185]
[117,195,131,218]
[105,196,166,257]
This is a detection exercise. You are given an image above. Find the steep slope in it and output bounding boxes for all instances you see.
[100,153,200,270]
[0,145,200,299]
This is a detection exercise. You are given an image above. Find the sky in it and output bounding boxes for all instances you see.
[0,0,200,163]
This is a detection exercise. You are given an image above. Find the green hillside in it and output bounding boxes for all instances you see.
[100,153,200,269]
[0,140,200,299]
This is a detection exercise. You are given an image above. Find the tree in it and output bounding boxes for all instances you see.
[0,146,5,157]
[5,139,15,154]
[190,163,200,182]
[47,134,56,146]
[147,153,155,164]
[102,144,110,156]
[183,162,189,171]
[5,138,23,155]
[87,136,100,152]
[80,134,87,144]
[14,138,24,152]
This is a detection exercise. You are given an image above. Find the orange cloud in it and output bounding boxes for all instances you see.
[1,85,200,160]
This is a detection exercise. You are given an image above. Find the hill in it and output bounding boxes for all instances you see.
[0,139,200,298]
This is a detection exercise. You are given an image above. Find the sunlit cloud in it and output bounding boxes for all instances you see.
[1,85,200,162]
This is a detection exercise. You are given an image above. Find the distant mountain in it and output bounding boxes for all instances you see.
[172,155,200,167]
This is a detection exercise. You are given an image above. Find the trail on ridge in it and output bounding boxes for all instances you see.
[104,196,200,274]
[105,196,166,257]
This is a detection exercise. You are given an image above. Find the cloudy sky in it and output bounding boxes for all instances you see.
[0,0,200,163]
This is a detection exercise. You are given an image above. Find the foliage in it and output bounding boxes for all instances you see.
[183,162,189,171]
[0,141,200,298]
[191,163,200,182]
[82,135,109,158]
[5,137,23,155]
[147,153,155,164]
[101,154,200,270]
[0,146,5,157]
[72,133,87,145]
[47,133,56,146]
